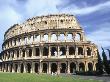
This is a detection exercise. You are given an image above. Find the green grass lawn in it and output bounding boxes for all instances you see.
[0,73,100,82]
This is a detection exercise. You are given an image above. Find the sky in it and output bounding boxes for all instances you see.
[0,0,110,55]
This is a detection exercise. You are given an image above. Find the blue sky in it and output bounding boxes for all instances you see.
[0,0,110,54]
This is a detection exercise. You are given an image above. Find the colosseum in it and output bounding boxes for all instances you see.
[0,14,98,74]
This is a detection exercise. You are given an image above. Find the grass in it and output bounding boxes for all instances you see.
[0,73,101,82]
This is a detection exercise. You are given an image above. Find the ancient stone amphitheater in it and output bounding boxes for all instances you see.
[0,14,98,74]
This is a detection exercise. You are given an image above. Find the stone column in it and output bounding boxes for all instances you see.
[48,32,51,42]
[93,62,96,71]
[32,47,36,57]
[12,63,15,73]
[66,46,69,58]
[40,46,42,58]
[75,47,78,56]
[39,61,42,73]
[24,63,26,73]
[57,62,60,74]
[64,32,67,42]
[17,63,20,73]
[48,46,51,58]
[32,62,35,73]
[48,62,51,74]
[57,46,60,57]
[67,61,70,74]
[40,33,43,42]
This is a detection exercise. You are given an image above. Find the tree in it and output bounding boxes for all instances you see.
[96,50,103,75]
[102,48,110,74]
[107,49,110,60]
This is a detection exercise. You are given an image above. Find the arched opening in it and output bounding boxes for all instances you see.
[75,33,80,41]
[36,48,39,56]
[51,63,57,73]
[42,63,47,73]
[88,62,93,72]
[69,47,75,55]
[78,47,83,55]
[43,47,48,56]
[17,50,19,58]
[87,47,91,56]
[15,64,18,72]
[60,47,66,56]
[20,63,24,73]
[58,33,65,41]
[34,34,40,42]
[67,33,73,41]
[6,63,8,72]
[60,63,66,73]
[35,63,39,73]
[29,49,32,57]
[43,34,48,42]
[27,63,31,73]
[51,47,57,56]
[70,62,76,73]
[51,34,57,42]
[79,63,85,72]
[22,50,25,57]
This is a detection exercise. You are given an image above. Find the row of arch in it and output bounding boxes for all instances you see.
[2,46,92,60]
[1,62,95,74]
[4,32,83,50]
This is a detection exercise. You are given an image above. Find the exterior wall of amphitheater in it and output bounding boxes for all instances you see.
[0,14,98,74]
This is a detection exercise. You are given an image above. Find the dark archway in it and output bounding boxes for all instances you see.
[15,64,18,72]
[51,63,57,73]
[87,47,91,56]
[27,63,31,73]
[51,47,57,56]
[60,47,66,56]
[42,63,47,73]
[69,47,75,55]
[20,63,24,73]
[79,63,85,72]
[29,49,32,57]
[43,47,49,56]
[88,62,93,72]
[78,47,83,55]
[22,50,25,57]
[60,63,66,73]
[70,62,76,73]
[35,63,39,73]
[36,48,39,56]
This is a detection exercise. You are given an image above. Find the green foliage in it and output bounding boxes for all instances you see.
[0,73,100,82]
[102,48,110,74]
[96,50,103,75]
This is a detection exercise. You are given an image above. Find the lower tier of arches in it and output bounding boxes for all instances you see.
[0,60,97,74]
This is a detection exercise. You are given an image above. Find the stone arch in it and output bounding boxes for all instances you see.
[88,62,93,72]
[42,63,48,73]
[35,48,39,56]
[60,47,66,56]
[15,64,18,72]
[29,49,32,57]
[75,33,81,41]
[43,47,49,56]
[43,33,48,42]
[58,33,65,41]
[87,47,91,56]
[69,46,75,55]
[70,62,76,73]
[60,63,66,73]
[20,63,24,73]
[27,63,31,73]
[67,33,73,41]
[51,47,57,56]
[51,33,57,42]
[78,47,83,55]
[51,63,57,73]
[35,63,39,73]
[79,62,85,72]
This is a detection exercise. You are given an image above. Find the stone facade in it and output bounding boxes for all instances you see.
[0,14,98,74]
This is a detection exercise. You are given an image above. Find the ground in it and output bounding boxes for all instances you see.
[0,73,101,82]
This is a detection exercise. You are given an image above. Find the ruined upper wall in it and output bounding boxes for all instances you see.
[4,14,82,40]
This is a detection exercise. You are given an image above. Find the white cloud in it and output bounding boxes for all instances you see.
[86,22,110,49]
[59,1,110,15]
